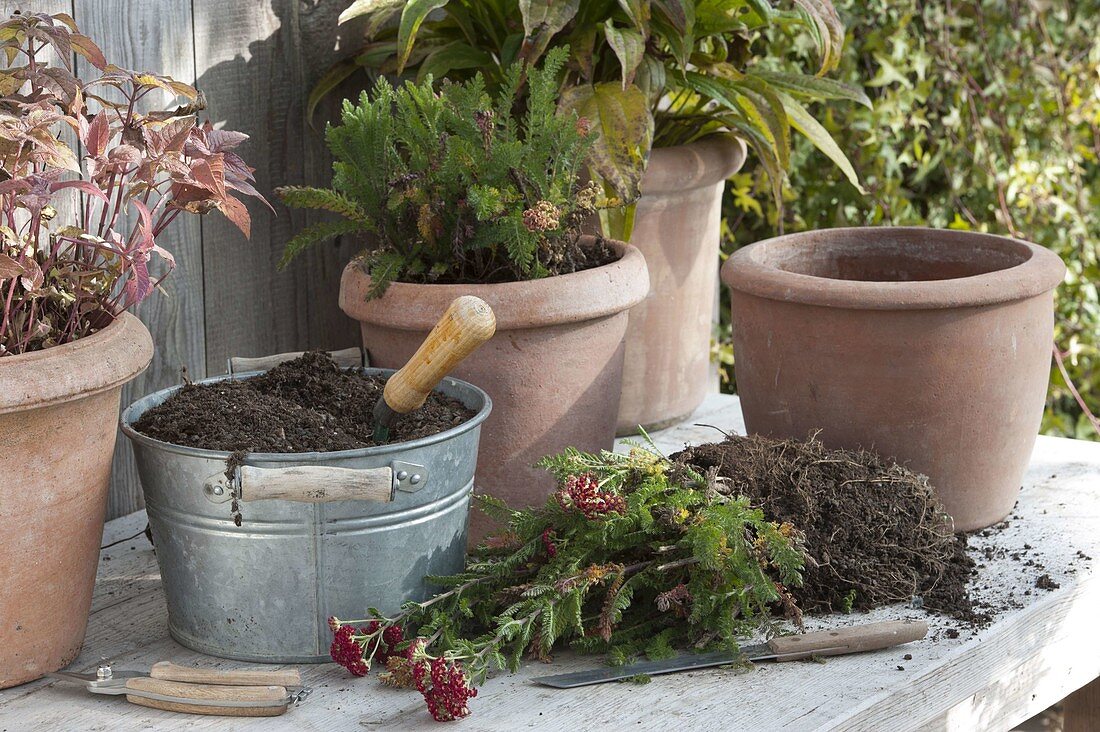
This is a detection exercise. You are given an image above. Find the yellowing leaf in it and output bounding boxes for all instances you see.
[397,0,450,73]
[519,0,580,61]
[559,82,653,203]
[603,21,645,89]
[775,91,864,193]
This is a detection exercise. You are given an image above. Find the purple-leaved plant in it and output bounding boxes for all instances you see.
[0,11,269,356]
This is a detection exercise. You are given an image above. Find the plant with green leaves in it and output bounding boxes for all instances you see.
[328,441,805,721]
[720,0,1100,440]
[279,48,606,297]
[317,0,868,235]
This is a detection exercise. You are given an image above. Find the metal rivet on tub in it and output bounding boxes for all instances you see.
[396,470,409,481]
[212,485,224,496]
[410,474,422,485]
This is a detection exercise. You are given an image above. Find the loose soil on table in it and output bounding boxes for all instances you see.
[674,434,983,624]
[133,351,475,452]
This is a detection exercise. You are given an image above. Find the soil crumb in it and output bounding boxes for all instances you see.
[1035,574,1060,591]
[134,351,474,452]
[674,434,984,624]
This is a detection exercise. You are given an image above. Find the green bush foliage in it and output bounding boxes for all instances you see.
[321,0,866,238]
[720,0,1100,439]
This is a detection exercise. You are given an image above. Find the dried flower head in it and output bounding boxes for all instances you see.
[655,584,693,615]
[379,655,418,688]
[522,200,561,232]
[575,180,601,211]
[474,108,495,148]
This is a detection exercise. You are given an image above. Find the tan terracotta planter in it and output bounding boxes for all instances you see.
[616,135,746,434]
[721,227,1065,531]
[0,313,152,688]
[340,239,649,541]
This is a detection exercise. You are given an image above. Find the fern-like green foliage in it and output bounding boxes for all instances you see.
[337,442,806,687]
[278,48,605,298]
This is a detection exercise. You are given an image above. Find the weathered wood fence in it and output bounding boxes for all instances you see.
[3,1,361,518]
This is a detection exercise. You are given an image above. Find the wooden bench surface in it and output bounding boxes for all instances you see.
[2,394,1097,731]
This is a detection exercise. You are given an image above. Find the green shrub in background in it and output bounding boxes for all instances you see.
[719,0,1100,440]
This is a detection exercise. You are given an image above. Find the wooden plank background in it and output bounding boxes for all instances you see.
[4,1,362,518]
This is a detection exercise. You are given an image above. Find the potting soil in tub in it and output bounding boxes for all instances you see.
[133,351,474,450]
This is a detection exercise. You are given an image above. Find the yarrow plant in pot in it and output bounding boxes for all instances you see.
[327,442,805,721]
[280,48,652,541]
[280,46,607,291]
[0,11,265,688]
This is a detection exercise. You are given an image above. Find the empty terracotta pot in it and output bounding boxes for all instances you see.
[340,239,649,541]
[616,135,746,434]
[0,313,152,688]
[722,227,1064,531]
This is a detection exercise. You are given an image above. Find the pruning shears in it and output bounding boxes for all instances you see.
[48,660,309,717]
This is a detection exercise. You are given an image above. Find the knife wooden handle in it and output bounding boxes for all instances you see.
[150,661,302,687]
[383,296,495,414]
[124,677,289,717]
[768,619,928,661]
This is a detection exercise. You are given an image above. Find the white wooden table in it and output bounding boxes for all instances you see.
[2,394,1098,731]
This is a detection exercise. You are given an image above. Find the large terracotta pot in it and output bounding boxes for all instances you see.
[616,135,746,434]
[721,227,1065,531]
[0,313,152,688]
[340,239,649,541]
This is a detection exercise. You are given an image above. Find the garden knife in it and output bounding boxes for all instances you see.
[372,295,496,442]
[532,619,928,688]
[48,660,307,716]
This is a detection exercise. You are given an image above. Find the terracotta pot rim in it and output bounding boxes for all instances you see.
[339,238,650,331]
[643,135,747,194]
[0,311,153,414]
[722,226,1066,311]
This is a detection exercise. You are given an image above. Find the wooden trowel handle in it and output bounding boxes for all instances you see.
[383,295,496,415]
[769,619,928,661]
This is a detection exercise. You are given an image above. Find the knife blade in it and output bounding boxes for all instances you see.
[532,619,928,689]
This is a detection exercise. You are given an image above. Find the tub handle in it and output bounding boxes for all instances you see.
[204,465,395,504]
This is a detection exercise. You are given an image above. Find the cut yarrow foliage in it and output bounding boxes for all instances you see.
[328,440,805,722]
[0,12,267,356]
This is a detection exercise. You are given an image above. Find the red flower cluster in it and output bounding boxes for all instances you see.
[555,473,626,519]
[413,656,477,722]
[330,625,370,676]
[328,617,404,677]
[541,527,557,557]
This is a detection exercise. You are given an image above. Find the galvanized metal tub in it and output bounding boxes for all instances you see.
[120,368,490,663]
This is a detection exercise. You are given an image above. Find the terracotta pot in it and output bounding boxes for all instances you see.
[340,239,649,541]
[0,313,152,688]
[721,227,1065,531]
[616,135,746,434]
